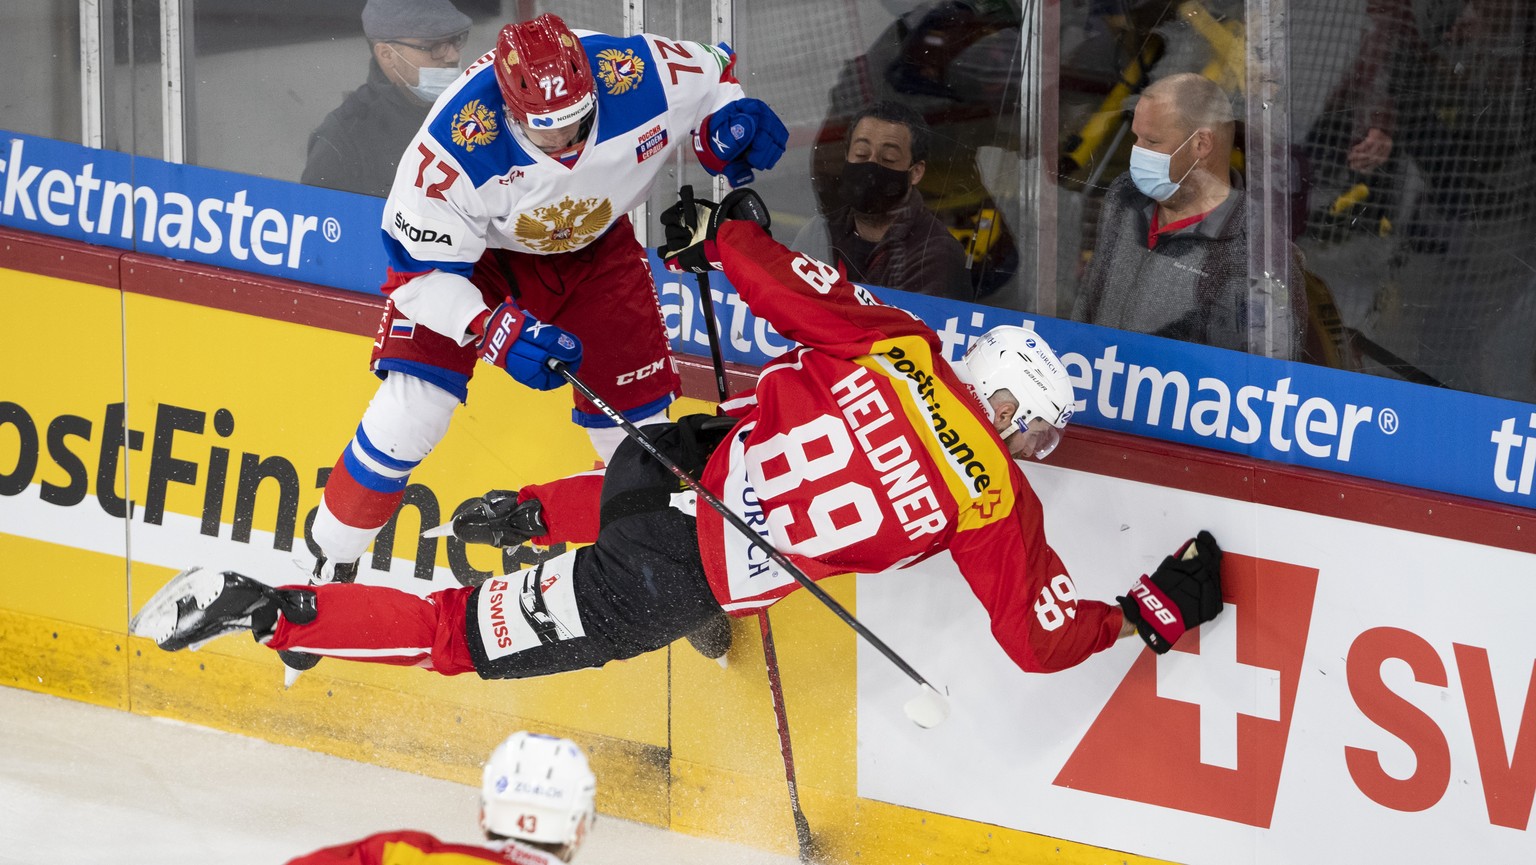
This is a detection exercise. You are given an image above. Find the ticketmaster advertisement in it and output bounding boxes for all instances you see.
[659,266,1536,510]
[856,465,1535,863]
[0,131,386,292]
[6,130,1535,511]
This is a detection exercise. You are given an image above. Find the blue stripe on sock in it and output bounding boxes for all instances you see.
[353,424,419,473]
[342,445,411,494]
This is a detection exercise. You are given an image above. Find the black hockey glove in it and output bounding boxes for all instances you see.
[1117,530,1223,654]
[449,490,547,548]
[657,186,771,273]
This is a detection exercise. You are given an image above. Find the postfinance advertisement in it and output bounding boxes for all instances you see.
[0,267,682,814]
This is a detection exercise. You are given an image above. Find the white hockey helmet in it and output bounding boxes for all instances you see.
[480,731,597,854]
[957,325,1076,459]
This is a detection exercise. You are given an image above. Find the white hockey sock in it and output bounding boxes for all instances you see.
[586,408,671,464]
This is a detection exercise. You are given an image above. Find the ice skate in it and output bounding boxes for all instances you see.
[276,555,355,685]
[310,556,358,585]
[130,566,316,653]
[278,648,322,688]
[684,609,733,669]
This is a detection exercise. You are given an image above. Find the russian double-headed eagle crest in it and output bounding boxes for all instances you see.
[596,48,645,95]
[514,195,614,253]
[451,100,499,151]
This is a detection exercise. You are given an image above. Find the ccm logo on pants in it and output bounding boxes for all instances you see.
[617,358,668,385]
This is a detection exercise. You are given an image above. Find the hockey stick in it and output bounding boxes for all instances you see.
[759,610,818,863]
[679,184,732,403]
[677,208,816,856]
[677,206,817,860]
[552,361,950,728]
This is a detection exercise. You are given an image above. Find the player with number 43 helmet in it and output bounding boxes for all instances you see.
[281,730,597,865]
[481,732,597,861]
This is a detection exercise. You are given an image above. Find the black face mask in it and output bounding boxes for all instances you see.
[839,161,911,215]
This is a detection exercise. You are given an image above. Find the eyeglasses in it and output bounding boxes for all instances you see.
[385,30,469,62]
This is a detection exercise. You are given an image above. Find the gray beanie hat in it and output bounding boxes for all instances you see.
[362,0,471,42]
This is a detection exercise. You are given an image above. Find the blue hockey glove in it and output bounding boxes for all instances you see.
[477,301,582,391]
[693,98,788,187]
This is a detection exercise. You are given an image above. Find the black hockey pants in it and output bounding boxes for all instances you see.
[464,418,730,679]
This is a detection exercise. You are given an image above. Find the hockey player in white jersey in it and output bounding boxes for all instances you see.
[306,13,788,593]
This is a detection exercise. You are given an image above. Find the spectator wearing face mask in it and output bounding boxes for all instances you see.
[1072,73,1305,359]
[302,0,472,197]
[791,101,972,301]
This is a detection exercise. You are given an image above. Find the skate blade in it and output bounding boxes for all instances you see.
[283,665,305,689]
[420,523,455,539]
[129,566,228,647]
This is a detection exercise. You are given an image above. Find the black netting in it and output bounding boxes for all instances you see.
[1294,0,1536,397]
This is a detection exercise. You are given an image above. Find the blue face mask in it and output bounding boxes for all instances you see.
[1129,132,1197,202]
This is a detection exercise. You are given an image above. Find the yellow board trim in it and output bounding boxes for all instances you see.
[0,275,1176,865]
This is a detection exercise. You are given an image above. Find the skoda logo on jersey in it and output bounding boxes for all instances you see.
[393,211,453,246]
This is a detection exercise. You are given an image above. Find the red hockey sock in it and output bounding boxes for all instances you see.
[267,584,478,675]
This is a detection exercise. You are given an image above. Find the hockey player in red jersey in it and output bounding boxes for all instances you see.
[286,731,595,865]
[132,191,1222,681]
[306,12,789,590]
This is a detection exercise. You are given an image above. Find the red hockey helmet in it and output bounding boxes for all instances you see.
[494,14,595,129]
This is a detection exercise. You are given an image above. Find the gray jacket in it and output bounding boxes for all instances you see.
[1072,172,1303,359]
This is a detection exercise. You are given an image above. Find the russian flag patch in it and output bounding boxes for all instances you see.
[390,319,416,339]
[636,126,667,163]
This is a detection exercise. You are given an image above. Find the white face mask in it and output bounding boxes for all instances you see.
[1129,131,1197,201]
[385,43,460,103]
[409,65,460,103]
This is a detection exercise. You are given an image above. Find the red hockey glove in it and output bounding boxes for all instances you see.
[1118,530,1223,654]
[693,98,788,187]
[657,187,771,273]
[477,301,582,391]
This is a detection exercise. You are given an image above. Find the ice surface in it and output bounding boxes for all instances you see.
[0,686,799,865]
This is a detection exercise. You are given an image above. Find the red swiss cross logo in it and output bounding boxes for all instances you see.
[1054,551,1320,827]
[973,488,1003,519]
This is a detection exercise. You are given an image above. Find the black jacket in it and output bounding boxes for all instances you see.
[790,186,972,301]
[302,60,432,198]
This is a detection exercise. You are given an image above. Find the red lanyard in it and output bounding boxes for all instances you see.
[1148,204,1208,250]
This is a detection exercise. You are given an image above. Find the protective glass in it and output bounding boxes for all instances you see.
[387,30,470,63]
